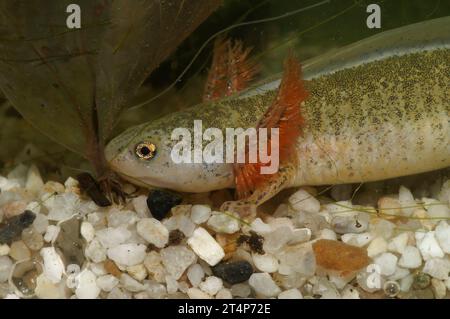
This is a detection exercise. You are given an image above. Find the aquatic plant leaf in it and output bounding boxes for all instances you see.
[0,0,220,176]
[94,0,222,150]
[0,0,101,159]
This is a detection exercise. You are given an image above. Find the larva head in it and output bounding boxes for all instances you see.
[105,122,233,193]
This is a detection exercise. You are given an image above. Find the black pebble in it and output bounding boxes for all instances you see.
[76,173,111,207]
[212,260,254,284]
[0,210,36,244]
[146,190,182,220]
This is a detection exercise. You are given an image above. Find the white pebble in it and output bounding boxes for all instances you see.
[329,274,353,290]
[9,241,31,261]
[199,276,223,296]
[398,246,422,269]
[160,246,196,280]
[318,198,341,211]
[120,273,146,292]
[35,274,66,299]
[277,244,316,277]
[0,256,13,283]
[378,196,402,216]
[96,227,131,249]
[40,247,65,283]
[80,222,95,242]
[22,227,43,251]
[331,211,369,234]
[143,252,166,283]
[387,232,409,254]
[435,221,450,253]
[431,278,446,299]
[288,189,320,213]
[87,212,106,228]
[75,270,100,299]
[107,209,138,227]
[0,175,20,191]
[387,267,410,281]
[413,209,435,231]
[187,287,212,299]
[207,212,240,234]
[289,228,311,244]
[268,217,294,230]
[312,277,341,298]
[178,215,197,237]
[400,274,414,292]
[370,219,395,239]
[46,192,80,221]
[106,287,132,299]
[178,281,190,293]
[415,231,444,261]
[64,176,79,189]
[252,253,279,273]
[187,264,204,287]
[107,244,147,266]
[187,227,225,266]
[85,239,107,263]
[166,275,179,294]
[25,165,44,195]
[278,288,303,299]
[44,225,60,243]
[89,263,107,276]
[263,226,293,254]
[422,258,450,280]
[423,198,450,219]
[126,264,147,281]
[367,237,388,258]
[317,228,338,241]
[164,214,196,237]
[249,272,281,297]
[398,186,415,216]
[131,195,150,218]
[32,213,48,234]
[136,218,169,248]
[341,232,373,247]
[216,288,232,299]
[250,218,272,234]
[373,252,398,276]
[190,205,211,224]
[0,244,10,256]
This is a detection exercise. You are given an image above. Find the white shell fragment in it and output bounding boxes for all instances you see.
[187,227,225,266]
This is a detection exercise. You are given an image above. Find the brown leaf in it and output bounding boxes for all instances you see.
[0,0,221,177]
[312,239,370,276]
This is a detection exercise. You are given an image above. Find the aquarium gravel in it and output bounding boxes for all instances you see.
[0,164,449,299]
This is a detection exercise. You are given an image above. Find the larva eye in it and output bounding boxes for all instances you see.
[135,142,157,160]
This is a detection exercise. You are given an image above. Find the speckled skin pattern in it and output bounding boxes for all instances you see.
[106,49,449,192]
[295,49,449,186]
